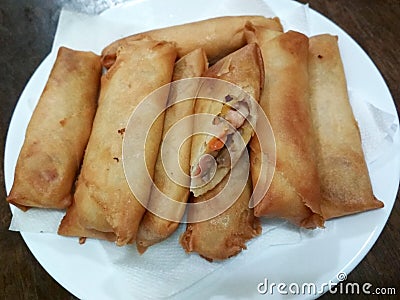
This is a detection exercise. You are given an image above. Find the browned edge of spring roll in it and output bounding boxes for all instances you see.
[308,34,383,219]
[7,47,101,210]
[101,15,282,68]
[246,27,324,228]
[57,200,116,243]
[136,48,208,253]
[180,155,261,262]
[58,38,177,245]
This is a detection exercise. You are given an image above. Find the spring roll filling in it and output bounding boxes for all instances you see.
[191,93,251,187]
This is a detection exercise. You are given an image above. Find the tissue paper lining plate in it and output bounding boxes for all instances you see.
[4,0,400,299]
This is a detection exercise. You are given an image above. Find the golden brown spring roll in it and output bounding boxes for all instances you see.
[190,43,264,197]
[308,34,383,219]
[58,38,177,245]
[180,156,261,261]
[101,16,282,68]
[136,48,208,253]
[247,29,324,228]
[57,201,116,243]
[7,47,101,210]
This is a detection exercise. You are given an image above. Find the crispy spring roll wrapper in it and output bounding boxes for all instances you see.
[101,15,282,68]
[190,43,264,197]
[136,48,208,253]
[308,35,383,219]
[57,200,116,243]
[180,156,261,261]
[58,38,177,245]
[7,47,101,210]
[246,28,324,228]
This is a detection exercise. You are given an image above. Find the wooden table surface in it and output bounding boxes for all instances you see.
[0,0,399,299]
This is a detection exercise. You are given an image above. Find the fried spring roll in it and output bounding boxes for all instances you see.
[58,38,177,245]
[101,16,282,68]
[190,43,264,197]
[136,48,208,253]
[180,156,261,261]
[308,34,383,219]
[57,200,116,243]
[7,47,101,210]
[247,29,324,228]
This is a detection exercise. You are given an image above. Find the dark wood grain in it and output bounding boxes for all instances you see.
[0,1,76,299]
[0,0,398,299]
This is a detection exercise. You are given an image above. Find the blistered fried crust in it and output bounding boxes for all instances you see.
[308,34,383,219]
[136,48,208,253]
[7,47,101,210]
[248,29,324,228]
[101,16,282,68]
[58,201,116,242]
[180,176,261,261]
[66,38,177,246]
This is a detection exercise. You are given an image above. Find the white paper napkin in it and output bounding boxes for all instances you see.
[349,90,398,164]
[101,219,304,299]
[8,1,399,298]
[280,3,310,35]
[60,0,128,15]
[9,208,64,232]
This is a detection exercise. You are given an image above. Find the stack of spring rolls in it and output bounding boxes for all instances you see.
[7,15,383,262]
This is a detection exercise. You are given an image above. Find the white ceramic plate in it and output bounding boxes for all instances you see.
[4,0,400,299]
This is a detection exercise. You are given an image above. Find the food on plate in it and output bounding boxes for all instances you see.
[246,27,324,228]
[7,47,101,210]
[180,154,261,261]
[190,43,264,197]
[101,15,282,68]
[59,38,177,245]
[58,199,116,243]
[8,13,386,263]
[308,34,384,219]
[136,48,208,253]
[180,43,264,261]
